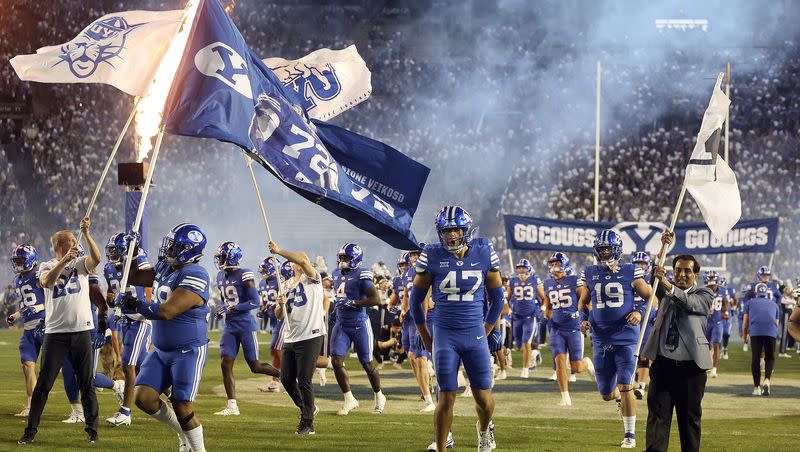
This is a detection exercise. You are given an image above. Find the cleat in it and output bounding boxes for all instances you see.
[178,433,191,452]
[15,407,30,417]
[62,411,85,423]
[583,357,596,381]
[752,386,761,396]
[477,421,492,452]
[18,433,35,445]
[743,343,749,352]
[265,380,281,393]
[106,411,131,426]
[112,380,125,406]
[762,381,771,396]
[420,402,436,413]
[87,430,98,444]
[295,419,315,435]
[568,373,577,382]
[558,396,572,406]
[520,368,529,379]
[337,396,359,415]
[710,367,718,378]
[488,420,496,449]
[214,406,240,416]
[533,349,543,366]
[634,388,645,400]
[426,431,454,451]
[497,369,507,380]
[373,391,386,414]
[621,436,636,448]
[548,371,558,381]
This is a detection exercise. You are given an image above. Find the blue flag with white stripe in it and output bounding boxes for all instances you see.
[162,0,428,249]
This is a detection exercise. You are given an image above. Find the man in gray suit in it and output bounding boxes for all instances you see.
[643,230,713,452]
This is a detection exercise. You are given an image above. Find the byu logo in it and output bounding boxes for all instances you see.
[271,62,342,113]
[54,16,143,78]
[194,42,252,99]
[613,222,670,255]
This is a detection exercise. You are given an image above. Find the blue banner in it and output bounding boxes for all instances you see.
[163,0,428,249]
[504,215,778,255]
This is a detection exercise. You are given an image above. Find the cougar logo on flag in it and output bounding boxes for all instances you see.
[271,62,342,113]
[54,16,143,78]
[613,222,670,255]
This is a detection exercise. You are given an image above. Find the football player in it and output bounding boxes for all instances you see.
[578,230,652,449]
[742,266,783,305]
[213,242,281,415]
[119,223,212,452]
[104,232,152,426]
[542,252,595,406]
[8,244,47,417]
[257,256,283,392]
[704,271,729,378]
[403,245,437,412]
[631,252,656,399]
[411,206,504,452]
[330,243,385,415]
[507,258,546,378]
[719,276,734,359]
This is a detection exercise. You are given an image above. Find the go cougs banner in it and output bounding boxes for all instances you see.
[504,215,778,255]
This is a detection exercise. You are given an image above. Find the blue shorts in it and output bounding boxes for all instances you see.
[549,327,583,361]
[411,331,431,360]
[737,313,744,334]
[122,320,152,367]
[722,317,731,335]
[270,322,284,351]
[221,326,260,362]
[705,321,723,345]
[513,315,536,349]
[20,329,43,363]
[331,319,373,364]
[593,342,636,395]
[433,324,492,392]
[136,343,209,402]
[402,320,416,356]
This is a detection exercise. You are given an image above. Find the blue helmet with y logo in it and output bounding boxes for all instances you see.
[594,229,623,267]
[214,241,243,269]
[338,243,363,270]
[435,205,475,253]
[260,256,277,278]
[516,258,532,275]
[159,223,206,265]
[11,244,38,273]
[547,252,571,274]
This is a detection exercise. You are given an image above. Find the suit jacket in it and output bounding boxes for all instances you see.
[643,283,714,369]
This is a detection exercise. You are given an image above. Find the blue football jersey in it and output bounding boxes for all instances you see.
[151,260,210,350]
[14,268,45,324]
[580,263,645,345]
[632,270,657,325]
[543,274,581,331]
[708,285,727,322]
[392,275,405,302]
[401,267,416,320]
[104,257,150,299]
[216,267,258,330]
[508,275,542,318]
[331,266,375,326]
[416,238,501,328]
[743,280,782,305]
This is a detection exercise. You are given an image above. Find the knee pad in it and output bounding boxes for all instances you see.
[178,411,195,430]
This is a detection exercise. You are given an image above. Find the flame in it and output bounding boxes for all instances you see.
[224,0,237,14]
[134,0,202,162]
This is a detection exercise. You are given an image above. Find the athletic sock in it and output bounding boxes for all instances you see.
[151,401,183,435]
[227,399,238,409]
[120,406,131,416]
[622,416,636,435]
[423,394,433,404]
[184,424,206,452]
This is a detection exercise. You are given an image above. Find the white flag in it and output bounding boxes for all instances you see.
[264,45,372,121]
[10,10,183,97]
[685,73,741,239]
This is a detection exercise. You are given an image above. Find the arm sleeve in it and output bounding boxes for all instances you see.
[577,270,586,287]
[485,285,505,325]
[415,251,430,274]
[488,245,501,271]
[359,270,375,292]
[234,284,261,312]
[409,285,426,325]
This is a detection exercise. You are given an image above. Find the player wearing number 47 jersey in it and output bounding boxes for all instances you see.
[213,242,280,416]
[330,243,384,415]
[118,223,212,452]
[542,252,595,407]
[578,230,652,449]
[411,206,504,452]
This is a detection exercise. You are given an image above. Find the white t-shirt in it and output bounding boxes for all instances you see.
[38,256,95,333]
[282,270,326,344]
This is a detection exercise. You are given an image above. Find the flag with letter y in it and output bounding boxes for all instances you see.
[162,0,428,249]
[10,10,184,96]
[684,73,741,239]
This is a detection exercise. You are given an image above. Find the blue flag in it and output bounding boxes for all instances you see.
[163,0,429,249]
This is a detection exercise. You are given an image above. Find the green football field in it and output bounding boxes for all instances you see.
[1,329,799,451]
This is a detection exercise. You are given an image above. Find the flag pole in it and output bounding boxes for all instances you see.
[594,60,601,222]
[243,153,291,332]
[118,124,164,295]
[721,62,731,271]
[76,96,141,245]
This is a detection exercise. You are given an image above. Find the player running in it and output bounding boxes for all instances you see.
[542,252,595,406]
[578,230,652,449]
[630,252,657,399]
[257,256,283,393]
[411,205,505,452]
[507,258,546,378]
[213,242,281,416]
[119,223,212,452]
[330,243,385,415]
[104,232,152,426]
[704,271,729,378]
